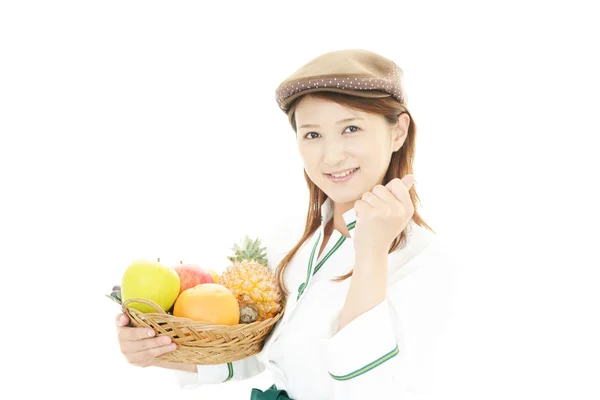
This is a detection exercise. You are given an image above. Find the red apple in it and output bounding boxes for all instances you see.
[173,261,214,295]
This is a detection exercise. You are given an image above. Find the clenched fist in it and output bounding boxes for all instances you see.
[352,175,415,256]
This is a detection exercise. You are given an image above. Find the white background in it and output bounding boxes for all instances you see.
[1,1,599,399]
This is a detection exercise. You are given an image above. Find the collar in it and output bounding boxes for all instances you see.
[320,197,358,237]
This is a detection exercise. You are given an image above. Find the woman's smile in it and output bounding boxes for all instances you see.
[324,167,360,183]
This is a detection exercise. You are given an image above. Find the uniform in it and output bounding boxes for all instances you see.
[173,197,458,399]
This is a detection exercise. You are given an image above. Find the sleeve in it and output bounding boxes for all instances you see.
[173,219,293,389]
[324,239,458,399]
[174,356,267,388]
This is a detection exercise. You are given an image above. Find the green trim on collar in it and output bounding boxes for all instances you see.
[329,344,399,381]
[297,220,356,300]
[297,230,322,300]
[313,219,356,276]
[313,235,346,276]
[296,282,306,300]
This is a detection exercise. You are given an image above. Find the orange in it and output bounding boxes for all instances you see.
[173,283,240,325]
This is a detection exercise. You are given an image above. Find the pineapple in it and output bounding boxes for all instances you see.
[218,236,283,324]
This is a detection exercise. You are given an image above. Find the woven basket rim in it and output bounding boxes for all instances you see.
[119,296,285,365]
[122,296,285,329]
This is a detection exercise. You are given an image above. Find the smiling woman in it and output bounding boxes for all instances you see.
[277,86,431,284]
[113,49,457,400]
[292,94,413,218]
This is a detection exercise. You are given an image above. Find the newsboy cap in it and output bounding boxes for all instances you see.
[275,49,407,112]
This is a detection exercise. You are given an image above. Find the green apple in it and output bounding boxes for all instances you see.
[121,258,180,313]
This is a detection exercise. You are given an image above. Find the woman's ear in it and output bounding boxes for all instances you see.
[391,113,410,152]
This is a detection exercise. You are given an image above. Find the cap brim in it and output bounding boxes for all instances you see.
[278,88,391,111]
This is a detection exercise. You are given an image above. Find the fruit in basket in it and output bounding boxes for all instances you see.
[173,261,214,295]
[218,236,283,324]
[207,268,220,283]
[105,284,122,304]
[173,283,240,325]
[121,258,180,313]
[110,285,122,303]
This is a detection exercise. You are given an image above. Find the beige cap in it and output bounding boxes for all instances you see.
[275,49,407,112]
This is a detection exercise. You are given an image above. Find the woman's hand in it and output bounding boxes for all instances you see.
[352,175,415,257]
[115,313,177,367]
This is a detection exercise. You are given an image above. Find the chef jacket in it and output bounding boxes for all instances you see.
[173,196,458,399]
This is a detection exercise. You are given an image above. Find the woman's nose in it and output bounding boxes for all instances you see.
[322,140,346,166]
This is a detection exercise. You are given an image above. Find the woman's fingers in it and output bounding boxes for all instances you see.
[132,335,173,352]
[361,190,388,208]
[114,313,177,367]
[127,342,178,365]
[115,313,129,327]
[119,329,173,352]
[118,325,156,342]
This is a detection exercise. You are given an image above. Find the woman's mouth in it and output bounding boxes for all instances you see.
[325,167,360,183]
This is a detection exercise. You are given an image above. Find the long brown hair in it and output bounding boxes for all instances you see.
[275,92,433,297]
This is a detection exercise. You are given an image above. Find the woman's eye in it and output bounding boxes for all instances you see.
[304,132,320,139]
[303,126,358,139]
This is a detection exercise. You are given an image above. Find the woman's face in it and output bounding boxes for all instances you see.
[294,95,409,206]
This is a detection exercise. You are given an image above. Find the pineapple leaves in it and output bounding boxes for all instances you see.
[227,235,268,265]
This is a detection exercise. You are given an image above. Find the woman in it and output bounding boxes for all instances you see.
[114,49,457,399]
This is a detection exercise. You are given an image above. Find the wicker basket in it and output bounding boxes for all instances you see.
[121,297,284,365]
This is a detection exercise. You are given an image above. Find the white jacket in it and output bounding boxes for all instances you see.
[174,197,458,399]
